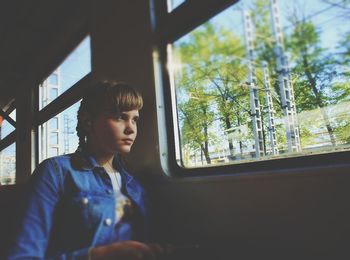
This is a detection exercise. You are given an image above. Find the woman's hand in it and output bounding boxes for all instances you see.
[89,240,168,260]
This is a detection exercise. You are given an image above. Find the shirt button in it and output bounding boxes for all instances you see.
[104,218,112,226]
[106,189,113,195]
[81,197,89,205]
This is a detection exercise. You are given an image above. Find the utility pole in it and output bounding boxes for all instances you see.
[243,10,264,158]
[63,114,75,154]
[269,0,301,152]
[262,61,279,155]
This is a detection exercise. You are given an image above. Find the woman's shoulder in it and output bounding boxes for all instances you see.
[32,153,85,190]
[40,154,73,168]
[35,154,79,177]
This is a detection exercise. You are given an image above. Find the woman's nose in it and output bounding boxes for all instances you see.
[124,120,136,134]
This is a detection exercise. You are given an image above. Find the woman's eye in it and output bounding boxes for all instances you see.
[114,115,123,120]
[115,114,128,121]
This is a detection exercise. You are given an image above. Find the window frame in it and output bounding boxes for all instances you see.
[153,0,350,177]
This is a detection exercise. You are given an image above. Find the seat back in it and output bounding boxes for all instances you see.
[0,184,25,258]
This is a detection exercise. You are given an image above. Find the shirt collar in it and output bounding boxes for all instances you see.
[71,149,135,183]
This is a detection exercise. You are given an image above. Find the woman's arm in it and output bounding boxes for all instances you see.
[7,159,67,259]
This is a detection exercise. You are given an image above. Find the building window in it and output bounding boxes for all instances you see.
[168,0,350,168]
[50,88,59,100]
[48,73,58,85]
[49,117,59,130]
[50,132,59,145]
[49,147,59,158]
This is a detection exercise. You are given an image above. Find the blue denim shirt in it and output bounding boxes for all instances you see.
[8,151,149,259]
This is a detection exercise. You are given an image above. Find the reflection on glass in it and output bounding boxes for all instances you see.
[0,143,16,185]
[39,36,91,110]
[39,102,80,163]
[170,0,350,168]
[0,109,16,140]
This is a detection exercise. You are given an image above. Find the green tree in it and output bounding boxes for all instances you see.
[176,23,251,160]
[286,13,340,145]
[323,0,350,145]
[178,85,215,165]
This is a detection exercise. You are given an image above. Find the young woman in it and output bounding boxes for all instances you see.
[8,81,165,259]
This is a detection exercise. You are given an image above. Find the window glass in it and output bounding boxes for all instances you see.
[170,0,350,168]
[0,143,16,185]
[0,109,16,140]
[39,36,91,109]
[167,0,185,12]
[39,102,80,163]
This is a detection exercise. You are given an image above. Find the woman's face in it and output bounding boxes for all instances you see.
[88,109,139,155]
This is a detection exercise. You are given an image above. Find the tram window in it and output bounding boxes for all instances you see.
[39,102,80,163]
[39,36,91,110]
[0,110,16,140]
[168,0,350,168]
[0,143,16,185]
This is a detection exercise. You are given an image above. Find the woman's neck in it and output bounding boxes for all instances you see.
[86,146,115,170]
[96,155,115,170]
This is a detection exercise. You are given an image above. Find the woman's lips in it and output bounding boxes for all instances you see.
[122,139,133,145]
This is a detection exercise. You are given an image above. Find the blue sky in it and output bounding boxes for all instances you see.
[209,0,348,52]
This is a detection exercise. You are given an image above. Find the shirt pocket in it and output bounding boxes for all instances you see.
[68,191,115,231]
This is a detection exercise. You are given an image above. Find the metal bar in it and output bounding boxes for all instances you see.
[0,131,16,152]
[0,109,16,127]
